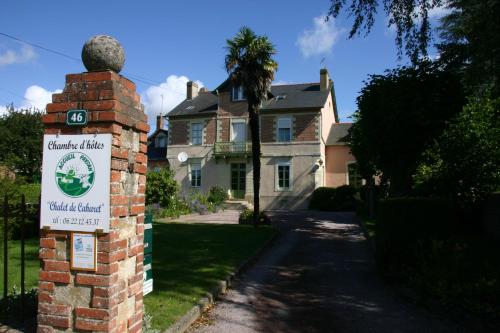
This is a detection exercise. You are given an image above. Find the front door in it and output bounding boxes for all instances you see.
[231,163,246,199]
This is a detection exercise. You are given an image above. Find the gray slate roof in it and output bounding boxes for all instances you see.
[168,82,330,117]
[168,92,218,117]
[326,123,352,145]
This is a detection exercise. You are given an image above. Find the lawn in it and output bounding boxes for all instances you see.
[144,222,277,330]
[0,238,39,297]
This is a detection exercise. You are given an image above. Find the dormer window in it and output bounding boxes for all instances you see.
[232,86,246,101]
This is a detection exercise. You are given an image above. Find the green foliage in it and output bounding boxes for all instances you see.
[327,0,448,62]
[309,186,359,211]
[374,198,500,321]
[225,27,278,225]
[350,62,465,195]
[0,106,43,183]
[207,186,228,205]
[238,208,269,225]
[414,97,500,208]
[145,169,179,207]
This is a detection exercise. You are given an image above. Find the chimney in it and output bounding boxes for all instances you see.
[320,68,329,91]
[187,81,199,100]
[156,114,164,130]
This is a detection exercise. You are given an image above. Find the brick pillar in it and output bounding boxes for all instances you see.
[38,70,149,332]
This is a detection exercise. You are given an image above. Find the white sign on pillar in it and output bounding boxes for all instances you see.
[40,134,112,232]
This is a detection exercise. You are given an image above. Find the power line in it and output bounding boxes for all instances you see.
[0,31,168,88]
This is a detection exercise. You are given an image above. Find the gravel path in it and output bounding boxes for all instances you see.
[189,211,467,333]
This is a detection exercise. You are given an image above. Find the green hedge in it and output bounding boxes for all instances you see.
[375,197,458,270]
[309,186,359,211]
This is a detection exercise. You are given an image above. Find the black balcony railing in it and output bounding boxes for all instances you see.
[213,142,252,157]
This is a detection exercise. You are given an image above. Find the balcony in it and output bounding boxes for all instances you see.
[213,141,252,159]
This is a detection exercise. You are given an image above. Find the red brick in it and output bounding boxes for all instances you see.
[130,205,144,216]
[93,285,119,298]
[136,224,144,235]
[78,90,99,101]
[128,319,142,333]
[75,307,110,320]
[133,163,147,174]
[98,239,127,252]
[40,238,56,249]
[37,291,54,303]
[66,73,82,83]
[138,184,146,194]
[83,100,117,111]
[128,281,142,297]
[97,249,126,263]
[39,271,70,284]
[39,303,71,316]
[120,77,136,91]
[92,295,118,309]
[110,183,121,194]
[127,311,142,328]
[37,314,70,329]
[43,260,69,272]
[99,89,115,100]
[111,159,128,171]
[97,230,119,242]
[111,206,128,217]
[97,111,118,122]
[139,133,148,143]
[139,143,147,153]
[52,93,68,103]
[128,272,142,286]
[39,281,55,292]
[111,147,129,159]
[135,121,150,133]
[111,195,129,206]
[75,318,109,331]
[128,244,143,257]
[42,113,60,124]
[82,71,119,82]
[135,153,146,164]
[110,170,121,182]
[76,273,117,286]
[46,102,77,113]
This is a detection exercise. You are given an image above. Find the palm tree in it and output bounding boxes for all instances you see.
[225,27,278,226]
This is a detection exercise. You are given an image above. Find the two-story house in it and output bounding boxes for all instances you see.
[167,69,342,209]
[147,115,169,171]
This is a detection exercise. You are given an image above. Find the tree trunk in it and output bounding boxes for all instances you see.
[248,107,260,227]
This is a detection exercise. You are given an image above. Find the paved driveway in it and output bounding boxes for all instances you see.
[190,211,465,333]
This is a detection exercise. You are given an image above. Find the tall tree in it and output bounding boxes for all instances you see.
[327,0,447,62]
[350,62,465,195]
[225,27,278,225]
[0,105,43,182]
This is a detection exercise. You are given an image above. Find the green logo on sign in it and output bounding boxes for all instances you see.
[55,152,95,197]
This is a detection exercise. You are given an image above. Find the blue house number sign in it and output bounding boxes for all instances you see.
[67,109,88,126]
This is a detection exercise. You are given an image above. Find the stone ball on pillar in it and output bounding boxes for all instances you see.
[81,35,125,73]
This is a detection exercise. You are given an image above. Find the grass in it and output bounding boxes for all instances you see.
[0,238,39,297]
[144,222,277,330]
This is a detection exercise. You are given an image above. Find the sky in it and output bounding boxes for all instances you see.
[0,0,449,132]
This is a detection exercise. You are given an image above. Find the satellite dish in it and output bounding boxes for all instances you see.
[177,152,188,163]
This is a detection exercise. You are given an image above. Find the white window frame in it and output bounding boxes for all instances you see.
[191,122,203,145]
[189,160,202,188]
[232,86,246,101]
[275,159,292,191]
[277,117,292,142]
[230,118,247,142]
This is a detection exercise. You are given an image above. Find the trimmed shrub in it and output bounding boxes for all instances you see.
[375,197,458,271]
[309,185,359,211]
[207,186,228,205]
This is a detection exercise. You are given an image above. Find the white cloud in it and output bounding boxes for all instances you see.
[141,74,204,120]
[428,5,452,20]
[23,85,62,110]
[0,45,37,67]
[296,16,345,58]
[0,105,8,116]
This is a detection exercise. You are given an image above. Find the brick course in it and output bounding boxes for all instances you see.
[39,70,147,332]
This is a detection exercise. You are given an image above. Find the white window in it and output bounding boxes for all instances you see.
[276,160,292,191]
[232,86,246,101]
[277,117,292,142]
[190,161,201,187]
[155,134,166,147]
[191,122,202,145]
[231,120,246,143]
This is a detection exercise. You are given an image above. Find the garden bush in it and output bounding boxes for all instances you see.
[309,185,359,211]
[239,208,270,225]
[207,186,228,205]
[146,169,179,208]
[375,197,458,271]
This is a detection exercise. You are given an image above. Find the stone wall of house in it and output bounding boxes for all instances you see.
[169,120,189,145]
